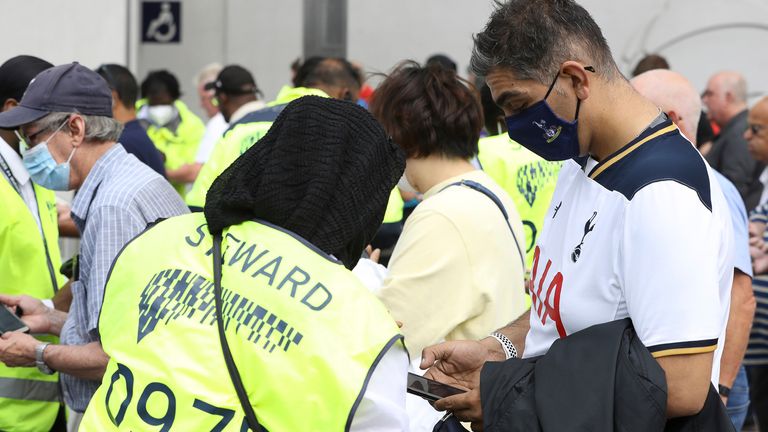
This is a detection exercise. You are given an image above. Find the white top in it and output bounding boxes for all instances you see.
[195,112,229,163]
[350,340,411,431]
[0,137,42,231]
[759,166,768,207]
[524,121,732,387]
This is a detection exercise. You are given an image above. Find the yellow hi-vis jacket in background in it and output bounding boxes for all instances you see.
[0,179,64,432]
[137,99,205,197]
[80,213,402,431]
[478,134,562,270]
[186,87,329,209]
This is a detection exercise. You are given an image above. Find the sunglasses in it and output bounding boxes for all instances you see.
[749,124,767,135]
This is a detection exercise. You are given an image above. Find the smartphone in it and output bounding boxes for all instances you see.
[407,372,465,401]
[0,307,29,335]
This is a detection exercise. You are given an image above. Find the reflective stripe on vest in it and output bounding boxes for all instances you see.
[81,213,401,431]
[0,377,59,402]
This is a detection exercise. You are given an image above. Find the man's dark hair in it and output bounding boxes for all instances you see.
[426,54,458,72]
[631,54,670,77]
[140,69,181,100]
[471,0,618,82]
[96,64,139,108]
[370,61,483,159]
[294,57,361,90]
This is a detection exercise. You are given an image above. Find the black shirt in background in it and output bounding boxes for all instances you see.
[118,120,167,177]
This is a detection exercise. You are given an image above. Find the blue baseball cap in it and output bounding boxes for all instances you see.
[0,62,112,128]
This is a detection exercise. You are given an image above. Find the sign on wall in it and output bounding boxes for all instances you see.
[142,1,181,43]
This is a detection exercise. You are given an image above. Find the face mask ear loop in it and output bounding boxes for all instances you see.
[65,145,77,164]
[574,98,582,121]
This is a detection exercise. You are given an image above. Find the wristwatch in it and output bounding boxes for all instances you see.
[35,343,54,375]
[718,384,731,398]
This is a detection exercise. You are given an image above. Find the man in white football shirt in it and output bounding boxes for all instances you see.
[420,0,732,427]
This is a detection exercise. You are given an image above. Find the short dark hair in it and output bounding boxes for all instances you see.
[140,69,180,100]
[426,54,457,72]
[96,64,139,108]
[471,0,617,82]
[631,54,670,77]
[370,61,483,159]
[294,57,361,90]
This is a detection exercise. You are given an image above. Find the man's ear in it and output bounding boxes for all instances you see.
[2,98,18,113]
[560,61,592,101]
[667,110,682,125]
[67,115,86,146]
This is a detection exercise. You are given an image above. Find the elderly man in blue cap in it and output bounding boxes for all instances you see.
[0,62,187,430]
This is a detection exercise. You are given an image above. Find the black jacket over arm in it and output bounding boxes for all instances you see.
[479,319,733,432]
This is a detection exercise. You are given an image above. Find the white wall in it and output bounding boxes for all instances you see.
[0,0,128,70]
[585,0,768,102]
[348,0,496,81]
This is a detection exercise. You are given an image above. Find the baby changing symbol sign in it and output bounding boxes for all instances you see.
[142,1,181,43]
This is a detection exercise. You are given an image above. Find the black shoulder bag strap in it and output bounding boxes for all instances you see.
[444,180,526,271]
[212,234,268,432]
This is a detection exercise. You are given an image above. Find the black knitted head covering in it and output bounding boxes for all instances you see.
[204,96,405,269]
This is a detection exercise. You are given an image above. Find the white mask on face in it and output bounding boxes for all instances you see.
[397,174,419,195]
[146,105,177,127]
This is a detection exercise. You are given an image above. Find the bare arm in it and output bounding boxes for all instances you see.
[166,163,202,184]
[52,281,73,313]
[488,309,530,356]
[656,352,714,418]
[44,342,109,382]
[719,270,755,394]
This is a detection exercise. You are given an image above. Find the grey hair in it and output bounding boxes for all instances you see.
[34,112,123,143]
[470,0,620,83]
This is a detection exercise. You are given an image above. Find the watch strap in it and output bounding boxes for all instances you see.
[490,332,518,359]
[718,384,731,398]
[35,343,54,375]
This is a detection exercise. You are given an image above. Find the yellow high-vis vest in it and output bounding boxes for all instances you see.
[0,179,64,432]
[186,88,330,209]
[478,134,562,270]
[383,188,404,224]
[137,99,205,197]
[81,213,402,431]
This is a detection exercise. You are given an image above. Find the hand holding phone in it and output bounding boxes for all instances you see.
[0,307,29,335]
[407,372,466,402]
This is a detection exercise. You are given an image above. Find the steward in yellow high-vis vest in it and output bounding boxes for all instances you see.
[186,86,329,209]
[137,98,204,196]
[0,169,64,432]
[0,54,64,432]
[82,96,410,431]
[187,57,367,210]
[478,134,561,269]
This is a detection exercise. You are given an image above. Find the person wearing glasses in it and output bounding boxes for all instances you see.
[703,71,764,211]
[0,63,188,430]
[743,96,768,431]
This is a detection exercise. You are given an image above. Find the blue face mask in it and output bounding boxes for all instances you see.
[504,66,593,161]
[22,121,76,191]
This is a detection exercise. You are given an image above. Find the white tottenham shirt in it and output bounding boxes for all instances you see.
[523,118,733,386]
